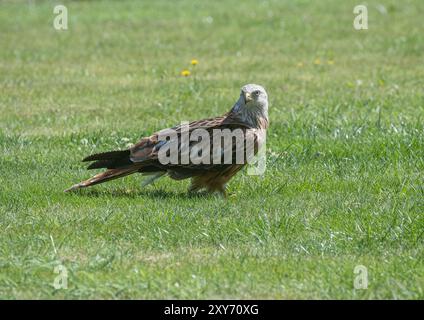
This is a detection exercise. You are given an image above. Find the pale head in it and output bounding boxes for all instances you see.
[241,84,268,109]
[231,84,269,128]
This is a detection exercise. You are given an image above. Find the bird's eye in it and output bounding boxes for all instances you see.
[253,90,261,96]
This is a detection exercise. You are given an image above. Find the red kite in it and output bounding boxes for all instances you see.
[65,84,269,196]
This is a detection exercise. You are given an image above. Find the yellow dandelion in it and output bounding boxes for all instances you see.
[297,62,304,67]
[314,58,321,65]
[181,70,191,77]
[191,59,198,66]
[327,60,334,65]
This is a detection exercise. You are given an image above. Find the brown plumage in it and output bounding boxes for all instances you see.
[65,84,269,196]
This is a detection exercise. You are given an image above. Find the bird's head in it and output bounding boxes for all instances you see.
[231,84,269,128]
[240,84,268,110]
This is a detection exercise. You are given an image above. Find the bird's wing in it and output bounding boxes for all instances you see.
[171,122,261,172]
[129,113,260,176]
[129,116,228,164]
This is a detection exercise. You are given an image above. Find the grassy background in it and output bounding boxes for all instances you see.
[0,0,423,299]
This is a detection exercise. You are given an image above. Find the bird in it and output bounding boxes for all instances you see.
[65,84,269,197]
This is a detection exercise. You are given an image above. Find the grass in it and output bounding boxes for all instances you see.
[0,0,423,299]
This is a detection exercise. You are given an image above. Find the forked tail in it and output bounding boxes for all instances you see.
[64,167,137,192]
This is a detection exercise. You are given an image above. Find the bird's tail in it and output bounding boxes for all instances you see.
[65,149,135,192]
[83,150,132,169]
[64,167,138,192]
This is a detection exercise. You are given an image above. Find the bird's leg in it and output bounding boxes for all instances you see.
[217,185,228,199]
[220,189,228,199]
[188,182,202,195]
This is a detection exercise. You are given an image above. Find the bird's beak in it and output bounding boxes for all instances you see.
[244,92,252,103]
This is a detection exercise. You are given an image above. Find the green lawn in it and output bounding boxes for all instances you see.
[0,0,423,299]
